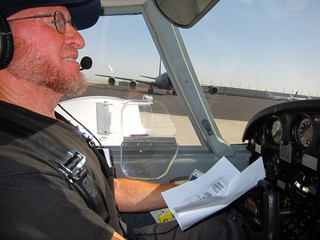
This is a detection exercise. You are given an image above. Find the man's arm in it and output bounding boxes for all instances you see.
[114,178,176,212]
[111,231,126,240]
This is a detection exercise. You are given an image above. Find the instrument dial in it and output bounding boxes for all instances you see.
[271,119,282,145]
[295,116,313,148]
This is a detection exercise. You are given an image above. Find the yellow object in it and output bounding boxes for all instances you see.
[157,209,174,223]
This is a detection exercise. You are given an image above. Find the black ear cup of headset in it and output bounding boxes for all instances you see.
[0,12,14,70]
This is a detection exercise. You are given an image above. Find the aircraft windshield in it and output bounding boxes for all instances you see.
[73,0,320,148]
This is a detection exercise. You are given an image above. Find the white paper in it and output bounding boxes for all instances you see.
[162,157,266,230]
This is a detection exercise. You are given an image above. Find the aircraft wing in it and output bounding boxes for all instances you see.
[140,75,156,80]
[95,74,156,86]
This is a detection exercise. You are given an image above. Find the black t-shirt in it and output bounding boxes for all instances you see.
[0,101,123,239]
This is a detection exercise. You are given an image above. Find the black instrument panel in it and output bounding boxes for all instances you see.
[241,100,320,240]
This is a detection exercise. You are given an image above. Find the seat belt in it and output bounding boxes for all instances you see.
[27,133,110,222]
[57,149,109,221]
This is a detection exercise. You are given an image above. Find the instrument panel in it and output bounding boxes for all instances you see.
[241,100,320,240]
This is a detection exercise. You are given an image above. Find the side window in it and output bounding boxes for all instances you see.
[181,0,320,144]
[74,15,201,147]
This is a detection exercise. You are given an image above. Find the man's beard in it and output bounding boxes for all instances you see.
[7,38,87,96]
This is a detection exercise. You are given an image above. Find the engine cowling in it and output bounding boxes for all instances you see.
[208,85,218,95]
[129,81,137,90]
[108,77,116,86]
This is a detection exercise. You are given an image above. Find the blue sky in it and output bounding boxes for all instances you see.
[79,0,320,96]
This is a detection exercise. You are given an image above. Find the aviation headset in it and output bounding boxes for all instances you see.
[0,11,14,70]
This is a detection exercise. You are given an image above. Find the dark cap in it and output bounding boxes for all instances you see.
[1,0,101,30]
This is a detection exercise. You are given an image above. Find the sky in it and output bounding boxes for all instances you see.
[79,0,320,97]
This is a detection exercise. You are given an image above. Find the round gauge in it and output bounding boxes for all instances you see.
[295,116,313,148]
[270,119,282,145]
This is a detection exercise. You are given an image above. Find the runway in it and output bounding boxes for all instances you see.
[63,82,282,144]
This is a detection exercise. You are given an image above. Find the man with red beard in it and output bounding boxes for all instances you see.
[0,1,248,240]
